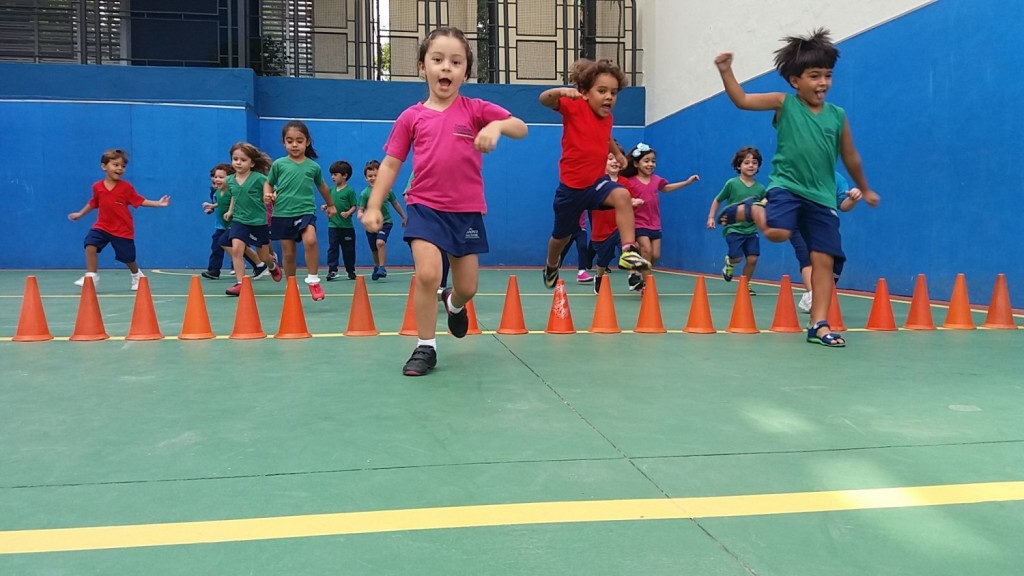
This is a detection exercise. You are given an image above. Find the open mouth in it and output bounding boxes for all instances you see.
[439,78,452,89]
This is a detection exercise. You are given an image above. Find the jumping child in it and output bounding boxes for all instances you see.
[707,146,765,294]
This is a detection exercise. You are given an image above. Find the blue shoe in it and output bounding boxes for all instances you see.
[378,266,388,278]
[371,266,381,281]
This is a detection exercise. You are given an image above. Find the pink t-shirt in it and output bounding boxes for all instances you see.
[628,175,668,231]
[384,95,511,213]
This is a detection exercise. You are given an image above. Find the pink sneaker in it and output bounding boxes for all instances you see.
[308,282,325,301]
[576,270,594,283]
[225,283,242,296]
[270,265,282,282]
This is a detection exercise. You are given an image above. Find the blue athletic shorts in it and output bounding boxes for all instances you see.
[551,176,621,239]
[765,188,845,262]
[726,232,760,259]
[270,213,317,242]
[84,229,135,263]
[365,221,394,252]
[404,203,488,257]
[225,222,270,247]
[636,227,662,241]
[591,231,622,269]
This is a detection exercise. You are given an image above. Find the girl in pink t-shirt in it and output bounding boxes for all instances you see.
[620,143,699,289]
[361,26,527,377]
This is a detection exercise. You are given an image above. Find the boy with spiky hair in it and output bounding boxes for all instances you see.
[714,28,880,347]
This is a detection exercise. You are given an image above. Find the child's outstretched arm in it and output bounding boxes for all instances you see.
[662,175,700,193]
[539,87,582,110]
[67,202,94,221]
[475,116,528,153]
[361,155,402,233]
[840,120,880,207]
[317,181,337,217]
[141,195,171,208]
[714,53,785,111]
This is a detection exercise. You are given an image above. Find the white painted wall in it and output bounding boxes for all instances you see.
[636,0,936,124]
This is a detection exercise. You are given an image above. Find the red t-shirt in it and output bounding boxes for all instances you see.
[88,180,145,239]
[558,97,613,188]
[590,176,630,242]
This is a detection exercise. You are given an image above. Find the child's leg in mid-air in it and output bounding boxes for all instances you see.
[229,239,248,283]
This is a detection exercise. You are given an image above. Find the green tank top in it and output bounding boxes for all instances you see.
[767,94,846,208]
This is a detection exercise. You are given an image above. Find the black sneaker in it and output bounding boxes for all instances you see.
[543,265,559,289]
[326,271,339,281]
[252,263,269,279]
[627,272,644,292]
[201,271,220,280]
[402,345,437,376]
[593,275,603,295]
[347,271,356,280]
[442,287,469,338]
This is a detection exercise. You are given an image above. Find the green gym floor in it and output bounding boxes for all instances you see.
[1,268,1022,575]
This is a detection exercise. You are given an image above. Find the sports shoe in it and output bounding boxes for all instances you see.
[542,265,559,289]
[326,271,339,281]
[347,271,356,280]
[307,281,325,301]
[270,265,282,282]
[748,286,757,296]
[722,255,734,282]
[617,245,650,271]
[252,264,269,279]
[627,272,644,292]
[593,275,603,295]
[225,282,242,296]
[403,345,437,376]
[371,266,381,281]
[577,269,594,283]
[798,291,812,313]
[131,271,145,291]
[201,271,220,280]
[74,272,99,288]
[442,287,469,338]
[377,266,388,278]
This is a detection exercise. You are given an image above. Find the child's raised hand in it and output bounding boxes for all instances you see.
[688,174,700,184]
[68,211,81,221]
[560,87,583,99]
[862,189,881,207]
[157,195,171,207]
[714,52,734,71]
[361,208,383,233]
[475,123,502,153]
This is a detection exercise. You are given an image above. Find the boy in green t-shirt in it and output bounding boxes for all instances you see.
[706,147,766,294]
[356,160,407,281]
[322,160,359,280]
[714,28,879,347]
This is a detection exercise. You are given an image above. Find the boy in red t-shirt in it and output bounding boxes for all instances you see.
[68,149,171,290]
[538,58,649,289]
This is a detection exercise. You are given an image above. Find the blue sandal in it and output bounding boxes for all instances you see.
[807,320,846,347]
[715,197,761,226]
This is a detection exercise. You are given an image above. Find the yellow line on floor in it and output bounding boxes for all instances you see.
[1,481,1022,554]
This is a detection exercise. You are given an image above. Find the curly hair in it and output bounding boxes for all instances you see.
[731,147,762,173]
[568,58,628,91]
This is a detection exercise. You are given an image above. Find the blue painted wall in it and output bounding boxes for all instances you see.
[0,61,642,270]
[648,0,1023,304]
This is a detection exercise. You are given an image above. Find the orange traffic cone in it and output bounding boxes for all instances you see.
[865,278,897,331]
[399,275,418,336]
[345,275,379,336]
[464,299,482,335]
[683,275,716,334]
[826,284,847,332]
[497,275,528,335]
[545,279,576,334]
[634,274,666,333]
[982,274,1017,329]
[590,270,621,334]
[13,275,53,342]
[70,275,109,341]
[275,276,311,339]
[769,275,802,333]
[726,276,758,334]
[904,274,936,330]
[942,273,975,330]
[230,276,265,339]
[179,275,215,340]
[125,276,164,340]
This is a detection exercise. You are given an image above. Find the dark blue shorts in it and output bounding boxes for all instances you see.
[366,221,394,252]
[791,230,845,278]
[225,222,270,247]
[636,227,662,241]
[84,229,136,263]
[766,188,845,261]
[552,176,621,239]
[726,232,760,259]
[591,231,621,268]
[404,203,488,258]
[270,213,317,242]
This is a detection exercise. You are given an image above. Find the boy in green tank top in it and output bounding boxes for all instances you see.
[714,28,880,347]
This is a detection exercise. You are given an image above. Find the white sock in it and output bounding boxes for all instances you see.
[131,271,142,278]
[446,293,464,314]
[417,338,437,349]
[305,274,320,285]
[268,261,277,270]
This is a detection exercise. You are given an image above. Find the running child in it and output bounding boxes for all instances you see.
[362,26,527,376]
[201,163,266,280]
[590,147,644,295]
[357,160,407,280]
[68,148,170,290]
[538,58,650,289]
[223,142,281,295]
[714,28,880,347]
[263,120,336,301]
[321,160,358,280]
[621,142,700,291]
[706,146,765,294]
